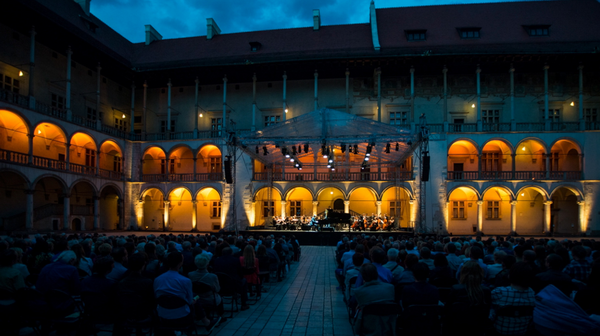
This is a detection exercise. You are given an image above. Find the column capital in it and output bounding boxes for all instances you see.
[192,200,198,205]
[442,65,448,74]
[195,76,199,84]
[510,200,518,205]
[544,200,553,205]
[577,201,585,205]
[163,200,170,205]
[314,69,318,78]
[543,63,550,70]
[282,71,287,80]
[143,80,148,88]
[25,189,35,195]
[344,200,350,205]
[476,200,483,205]
[223,75,228,83]
[97,62,102,72]
[476,64,481,73]
[167,78,172,87]
[138,200,145,205]
[67,45,72,55]
[312,201,319,206]
[253,73,257,81]
[345,68,350,76]
[93,196,100,201]
[410,200,415,205]
[376,201,382,206]
[62,193,71,198]
[375,67,381,75]
[280,200,287,205]
[578,64,584,71]
[410,66,415,74]
[509,64,515,73]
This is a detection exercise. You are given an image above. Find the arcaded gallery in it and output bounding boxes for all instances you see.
[0,0,599,236]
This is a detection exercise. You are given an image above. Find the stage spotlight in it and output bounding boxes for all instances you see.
[328,158,333,163]
[295,163,299,167]
[331,167,335,171]
[304,144,309,153]
[366,145,372,156]
[365,156,370,161]
[322,144,327,158]
[396,143,399,151]
[327,164,331,168]
[341,143,346,153]
[385,143,391,153]
[255,146,259,154]
[282,147,289,158]
[290,158,295,162]
[262,146,268,155]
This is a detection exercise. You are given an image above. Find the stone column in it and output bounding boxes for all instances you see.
[544,201,553,233]
[410,66,415,123]
[222,75,227,133]
[312,201,318,216]
[118,198,124,230]
[443,66,448,126]
[510,200,517,233]
[477,200,483,232]
[65,143,70,171]
[251,201,256,227]
[28,26,36,109]
[510,64,516,131]
[93,196,100,230]
[96,63,102,130]
[545,153,550,179]
[376,68,382,122]
[376,201,382,216]
[344,201,350,214]
[410,200,416,228]
[137,200,144,230]
[163,200,170,231]
[281,201,287,218]
[314,70,318,110]
[511,153,516,179]
[579,64,585,131]
[130,82,135,133]
[194,77,199,137]
[167,79,172,133]
[544,64,550,131]
[142,81,148,136]
[95,150,100,176]
[65,46,72,121]
[25,190,34,230]
[28,133,34,164]
[476,65,482,132]
[252,73,257,131]
[192,200,198,231]
[578,201,585,234]
[63,194,70,230]
[193,158,197,181]
[282,71,288,121]
[345,69,350,113]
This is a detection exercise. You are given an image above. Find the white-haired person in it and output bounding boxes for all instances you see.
[36,250,81,296]
[188,253,224,317]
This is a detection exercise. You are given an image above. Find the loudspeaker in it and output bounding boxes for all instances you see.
[421,155,430,181]
[224,159,233,183]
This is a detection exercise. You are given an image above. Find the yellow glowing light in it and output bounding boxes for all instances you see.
[285,108,288,113]
[19,71,23,77]
[570,101,575,106]
[471,104,475,108]
[122,114,126,118]
[199,113,203,117]
[521,193,525,197]
[522,146,526,151]
[330,191,333,194]
[37,129,41,134]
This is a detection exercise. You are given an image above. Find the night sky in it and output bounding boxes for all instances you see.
[90,0,539,43]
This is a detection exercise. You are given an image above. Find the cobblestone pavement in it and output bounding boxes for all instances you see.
[211,246,352,336]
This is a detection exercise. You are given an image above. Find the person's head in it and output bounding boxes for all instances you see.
[413,262,430,282]
[571,245,587,261]
[128,253,147,273]
[523,250,536,263]
[257,244,267,257]
[509,262,534,288]
[420,247,431,260]
[470,246,483,260]
[387,248,399,263]
[56,250,77,265]
[9,247,23,263]
[352,252,365,267]
[359,263,378,282]
[349,241,357,251]
[370,247,386,264]
[493,250,507,264]
[111,247,128,264]
[166,251,183,270]
[433,253,448,268]
[502,255,517,270]
[460,260,484,286]
[93,256,115,276]
[221,247,233,256]
[98,243,113,257]
[545,253,564,271]
[0,249,17,267]
[194,253,211,270]
[355,244,365,254]
[405,254,419,271]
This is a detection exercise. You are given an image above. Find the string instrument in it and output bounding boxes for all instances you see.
[369,219,379,231]
[383,217,393,231]
[351,216,360,230]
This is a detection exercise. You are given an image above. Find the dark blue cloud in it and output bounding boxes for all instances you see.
[90,0,539,42]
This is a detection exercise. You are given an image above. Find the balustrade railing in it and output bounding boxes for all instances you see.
[449,123,477,133]
[0,88,29,108]
[142,174,168,182]
[512,171,547,180]
[195,172,223,181]
[32,156,66,170]
[586,121,600,131]
[169,173,195,182]
[98,169,122,180]
[551,122,579,131]
[71,205,93,216]
[252,171,411,182]
[482,123,511,132]
[447,170,579,180]
[70,163,96,175]
[548,171,582,180]
[516,123,544,131]
[0,149,28,164]
[428,124,443,133]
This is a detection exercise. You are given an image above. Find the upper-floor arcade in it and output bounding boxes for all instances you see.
[140,144,223,182]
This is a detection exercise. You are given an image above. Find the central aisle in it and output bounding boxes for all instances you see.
[212,246,352,336]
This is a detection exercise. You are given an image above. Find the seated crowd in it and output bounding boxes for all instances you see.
[0,232,301,334]
[335,234,600,336]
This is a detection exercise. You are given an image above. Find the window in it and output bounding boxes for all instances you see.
[85,148,96,167]
[289,201,302,217]
[114,117,128,131]
[210,157,221,173]
[584,108,597,122]
[389,111,408,125]
[134,116,142,124]
[211,201,221,218]
[486,201,500,219]
[169,158,175,174]
[1,73,19,94]
[390,201,401,218]
[524,25,550,36]
[264,115,281,127]
[482,152,501,171]
[263,201,275,217]
[405,30,426,41]
[452,201,466,219]
[549,152,559,171]
[87,107,96,121]
[113,156,121,172]
[211,118,222,137]
[457,28,481,39]
[160,159,166,174]
[51,93,65,110]
[482,109,500,123]
[249,41,262,52]
[542,109,561,122]
[161,120,176,133]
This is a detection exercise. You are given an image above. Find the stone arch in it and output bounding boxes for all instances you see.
[167,186,194,231]
[283,186,314,218]
[69,131,98,150]
[0,108,32,134]
[448,138,480,153]
[516,185,549,201]
[32,122,69,164]
[140,186,165,200]
[0,109,31,155]
[142,146,167,176]
[195,142,223,158]
[549,137,582,154]
[446,185,481,235]
[194,186,222,201]
[195,187,223,231]
[167,185,194,199]
[141,187,166,231]
[0,168,31,189]
[69,178,98,197]
[380,185,414,200]
[142,145,168,158]
[99,183,123,198]
[446,185,481,201]
[348,185,379,201]
[515,137,548,154]
[252,186,284,201]
[481,138,514,154]
[32,174,68,194]
[380,186,414,228]
[448,139,480,176]
[0,169,31,231]
[283,186,315,201]
[168,144,195,158]
[549,184,584,201]
[481,185,515,201]
[316,185,347,200]
[550,186,583,234]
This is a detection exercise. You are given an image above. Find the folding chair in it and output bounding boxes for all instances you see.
[193,281,218,318]
[400,304,442,336]
[215,272,240,318]
[353,302,401,336]
[117,291,153,336]
[155,294,197,336]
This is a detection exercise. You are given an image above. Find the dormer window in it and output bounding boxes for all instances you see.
[524,25,550,36]
[79,15,98,33]
[457,27,481,39]
[249,41,262,52]
[405,30,426,41]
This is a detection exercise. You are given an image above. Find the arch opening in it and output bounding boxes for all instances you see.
[99,141,123,179]
[197,145,222,181]
[0,110,29,163]
[447,187,479,235]
[447,140,478,180]
[32,123,67,170]
[196,187,222,231]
